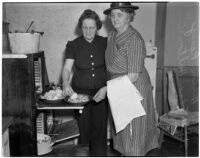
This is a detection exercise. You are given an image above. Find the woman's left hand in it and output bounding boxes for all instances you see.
[93,86,107,103]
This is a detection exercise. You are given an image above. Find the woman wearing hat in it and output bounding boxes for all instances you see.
[104,2,159,156]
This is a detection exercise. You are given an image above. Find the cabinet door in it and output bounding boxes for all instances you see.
[2,58,37,156]
[3,59,31,115]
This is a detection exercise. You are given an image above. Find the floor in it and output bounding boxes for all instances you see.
[44,133,199,157]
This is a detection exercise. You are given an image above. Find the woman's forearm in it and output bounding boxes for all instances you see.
[62,68,72,87]
[62,59,74,88]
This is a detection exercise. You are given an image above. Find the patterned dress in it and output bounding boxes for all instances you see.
[105,26,159,156]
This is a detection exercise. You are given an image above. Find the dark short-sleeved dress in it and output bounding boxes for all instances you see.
[65,35,108,156]
[65,35,107,91]
[105,26,159,156]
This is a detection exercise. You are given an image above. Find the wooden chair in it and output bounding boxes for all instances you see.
[158,70,199,156]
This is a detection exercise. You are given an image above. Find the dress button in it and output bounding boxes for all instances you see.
[91,62,94,66]
[90,54,93,58]
[92,74,95,77]
[91,68,94,71]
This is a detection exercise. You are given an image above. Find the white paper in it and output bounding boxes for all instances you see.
[107,76,146,133]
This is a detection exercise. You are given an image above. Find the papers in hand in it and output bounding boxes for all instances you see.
[107,76,146,133]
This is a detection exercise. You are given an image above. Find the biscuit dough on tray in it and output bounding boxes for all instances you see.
[40,87,64,100]
[68,93,89,103]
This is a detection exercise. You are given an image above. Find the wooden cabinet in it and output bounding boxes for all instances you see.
[2,52,48,156]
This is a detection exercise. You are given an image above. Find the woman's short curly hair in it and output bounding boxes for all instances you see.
[78,9,102,30]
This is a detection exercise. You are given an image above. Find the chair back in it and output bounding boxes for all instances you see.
[166,71,183,111]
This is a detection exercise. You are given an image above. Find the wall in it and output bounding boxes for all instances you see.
[4,2,157,83]
[164,2,199,66]
[163,2,199,112]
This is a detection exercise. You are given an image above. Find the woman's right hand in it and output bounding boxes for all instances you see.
[62,84,74,97]
[62,59,75,97]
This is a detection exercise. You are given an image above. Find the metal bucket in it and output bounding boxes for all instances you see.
[37,133,54,155]
[8,33,40,54]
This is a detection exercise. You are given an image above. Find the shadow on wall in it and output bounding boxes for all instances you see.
[74,23,82,37]
[103,15,113,34]
[57,23,79,84]
[58,49,66,84]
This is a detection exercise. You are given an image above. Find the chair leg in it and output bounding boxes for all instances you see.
[184,126,188,156]
[158,130,164,148]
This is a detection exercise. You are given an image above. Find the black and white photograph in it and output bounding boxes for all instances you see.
[2,1,199,157]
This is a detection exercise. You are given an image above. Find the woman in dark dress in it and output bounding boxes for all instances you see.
[62,9,108,156]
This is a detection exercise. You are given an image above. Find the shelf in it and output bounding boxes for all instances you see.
[37,106,84,110]
[36,101,84,110]
[2,54,27,58]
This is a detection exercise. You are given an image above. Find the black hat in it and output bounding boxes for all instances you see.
[103,2,139,15]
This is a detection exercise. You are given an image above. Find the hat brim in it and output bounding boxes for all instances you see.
[103,6,139,15]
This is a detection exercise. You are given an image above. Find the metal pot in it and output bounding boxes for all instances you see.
[37,133,54,155]
[8,32,40,54]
